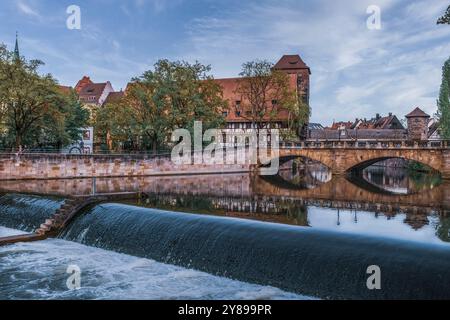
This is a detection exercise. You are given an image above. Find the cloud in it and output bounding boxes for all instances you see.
[181,0,450,124]
[16,0,40,18]
[134,0,183,13]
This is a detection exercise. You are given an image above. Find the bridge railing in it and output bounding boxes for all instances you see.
[280,140,450,149]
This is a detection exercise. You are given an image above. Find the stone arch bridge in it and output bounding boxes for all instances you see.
[268,140,450,179]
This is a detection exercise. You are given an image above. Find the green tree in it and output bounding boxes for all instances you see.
[437,5,450,24]
[55,90,89,147]
[437,57,450,139]
[115,60,226,153]
[0,44,88,149]
[235,60,309,139]
[94,98,136,151]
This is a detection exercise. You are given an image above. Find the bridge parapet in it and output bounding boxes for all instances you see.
[281,140,450,150]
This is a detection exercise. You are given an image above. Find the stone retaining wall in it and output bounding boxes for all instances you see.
[0,154,251,180]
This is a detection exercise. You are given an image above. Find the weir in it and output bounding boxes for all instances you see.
[60,202,450,300]
[2,193,450,299]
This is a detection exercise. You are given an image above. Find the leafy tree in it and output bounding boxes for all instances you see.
[94,98,136,151]
[437,57,450,139]
[113,60,227,153]
[234,60,309,138]
[54,90,89,147]
[0,44,88,150]
[437,5,450,24]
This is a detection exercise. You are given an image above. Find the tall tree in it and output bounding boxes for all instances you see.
[235,60,309,138]
[101,60,227,153]
[437,57,450,139]
[0,44,88,149]
[437,5,450,24]
[94,98,136,151]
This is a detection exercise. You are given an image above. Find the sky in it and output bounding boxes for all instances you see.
[0,0,449,125]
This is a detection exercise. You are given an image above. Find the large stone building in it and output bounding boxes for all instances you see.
[214,55,310,132]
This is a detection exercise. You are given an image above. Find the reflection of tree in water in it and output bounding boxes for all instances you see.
[362,160,441,195]
[284,204,309,227]
[143,194,217,214]
[434,211,450,242]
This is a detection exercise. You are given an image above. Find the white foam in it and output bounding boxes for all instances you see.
[0,226,28,237]
[0,236,311,300]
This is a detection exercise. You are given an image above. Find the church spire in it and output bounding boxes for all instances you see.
[14,32,20,60]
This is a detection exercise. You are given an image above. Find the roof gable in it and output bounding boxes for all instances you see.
[406,107,430,118]
[274,55,311,74]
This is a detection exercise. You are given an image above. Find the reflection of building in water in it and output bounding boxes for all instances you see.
[363,166,410,194]
[138,192,448,241]
[404,212,430,230]
[278,159,331,188]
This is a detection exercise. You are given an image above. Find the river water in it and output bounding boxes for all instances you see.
[0,162,448,300]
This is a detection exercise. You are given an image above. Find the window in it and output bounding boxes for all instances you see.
[83,130,90,140]
[235,111,241,116]
[222,111,228,117]
[272,100,278,106]
[236,100,241,106]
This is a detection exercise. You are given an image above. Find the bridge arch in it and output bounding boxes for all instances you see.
[277,154,332,171]
[271,147,447,178]
[343,153,441,174]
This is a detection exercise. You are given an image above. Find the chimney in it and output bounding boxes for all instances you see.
[389,112,392,117]
[376,113,380,120]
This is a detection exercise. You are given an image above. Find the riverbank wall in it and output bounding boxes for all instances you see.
[0,153,251,180]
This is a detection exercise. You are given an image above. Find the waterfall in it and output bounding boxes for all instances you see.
[59,202,450,300]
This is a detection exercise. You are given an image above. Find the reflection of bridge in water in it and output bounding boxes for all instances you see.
[0,173,448,216]
[253,174,449,214]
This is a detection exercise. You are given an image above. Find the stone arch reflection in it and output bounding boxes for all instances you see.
[348,159,442,195]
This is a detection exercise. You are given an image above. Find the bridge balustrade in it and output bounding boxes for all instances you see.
[280,140,450,149]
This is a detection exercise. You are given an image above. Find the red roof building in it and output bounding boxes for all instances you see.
[74,76,114,106]
[213,54,311,130]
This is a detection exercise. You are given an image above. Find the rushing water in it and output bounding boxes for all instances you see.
[0,227,304,300]
[0,194,63,232]
[0,162,449,300]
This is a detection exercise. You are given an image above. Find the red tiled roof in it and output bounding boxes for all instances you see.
[78,83,108,104]
[274,55,311,74]
[328,121,353,130]
[406,107,430,118]
[75,76,93,94]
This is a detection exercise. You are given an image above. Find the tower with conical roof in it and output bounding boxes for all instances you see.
[405,107,430,141]
[14,32,20,60]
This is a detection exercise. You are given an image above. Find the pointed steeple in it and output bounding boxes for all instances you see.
[14,32,20,60]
